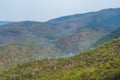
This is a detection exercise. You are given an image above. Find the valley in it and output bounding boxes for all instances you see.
[0,8,120,80]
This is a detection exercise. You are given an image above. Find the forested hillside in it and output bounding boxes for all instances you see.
[0,8,120,73]
[1,38,120,80]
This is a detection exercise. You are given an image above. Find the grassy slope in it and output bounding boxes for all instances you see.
[1,38,120,80]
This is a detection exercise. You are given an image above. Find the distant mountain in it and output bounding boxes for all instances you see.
[1,37,120,80]
[47,12,94,23]
[0,21,12,25]
[50,8,120,53]
[0,21,57,43]
[0,21,68,68]
[0,8,120,61]
[48,8,120,34]
[0,8,120,44]
[0,21,81,45]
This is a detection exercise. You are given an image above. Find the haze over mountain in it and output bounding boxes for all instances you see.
[0,8,120,73]
[0,8,120,52]
[0,8,120,45]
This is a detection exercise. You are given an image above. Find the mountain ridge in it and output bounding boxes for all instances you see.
[0,8,120,70]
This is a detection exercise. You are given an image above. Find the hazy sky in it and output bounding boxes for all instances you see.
[0,0,120,21]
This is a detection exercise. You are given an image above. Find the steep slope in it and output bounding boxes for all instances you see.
[55,29,101,53]
[1,38,120,80]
